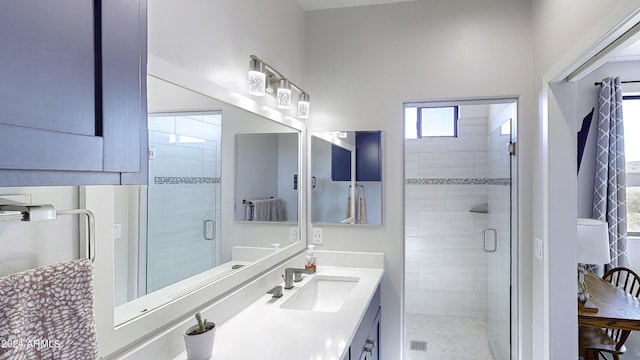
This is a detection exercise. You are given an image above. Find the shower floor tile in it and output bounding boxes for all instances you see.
[405,314,494,360]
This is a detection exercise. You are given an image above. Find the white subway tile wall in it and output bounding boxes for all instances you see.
[404,105,490,318]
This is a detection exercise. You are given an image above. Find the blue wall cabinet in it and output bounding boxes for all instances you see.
[0,0,148,186]
[331,131,382,182]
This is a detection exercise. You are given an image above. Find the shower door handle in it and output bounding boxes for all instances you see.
[204,220,215,240]
[483,228,497,253]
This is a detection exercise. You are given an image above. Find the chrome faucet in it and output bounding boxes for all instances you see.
[283,268,313,289]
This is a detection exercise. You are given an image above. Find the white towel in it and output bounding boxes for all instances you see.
[345,195,352,220]
[0,259,98,359]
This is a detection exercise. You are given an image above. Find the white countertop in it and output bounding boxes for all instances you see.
[173,266,383,360]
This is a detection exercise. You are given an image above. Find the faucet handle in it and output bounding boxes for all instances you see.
[267,285,283,298]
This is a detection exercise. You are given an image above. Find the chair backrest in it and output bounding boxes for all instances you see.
[603,267,640,298]
[602,267,640,348]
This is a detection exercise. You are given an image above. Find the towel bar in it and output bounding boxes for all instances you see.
[0,203,96,262]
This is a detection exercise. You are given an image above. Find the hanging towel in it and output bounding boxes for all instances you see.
[252,198,285,221]
[245,202,254,221]
[345,195,352,220]
[358,194,368,225]
[0,259,98,360]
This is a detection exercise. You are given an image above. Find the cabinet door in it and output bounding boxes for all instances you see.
[331,131,382,182]
[355,131,382,181]
[331,144,352,181]
[350,286,381,360]
[0,0,146,185]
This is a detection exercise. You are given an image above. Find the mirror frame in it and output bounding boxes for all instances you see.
[91,55,307,357]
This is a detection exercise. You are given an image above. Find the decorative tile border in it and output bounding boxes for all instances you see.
[154,177,221,185]
[405,178,511,185]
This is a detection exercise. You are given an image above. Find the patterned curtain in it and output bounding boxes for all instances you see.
[592,76,629,271]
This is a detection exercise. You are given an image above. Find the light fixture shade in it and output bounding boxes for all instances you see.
[577,218,611,265]
[276,79,292,109]
[248,59,266,96]
[298,93,310,119]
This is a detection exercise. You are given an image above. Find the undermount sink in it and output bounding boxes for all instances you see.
[280,275,360,312]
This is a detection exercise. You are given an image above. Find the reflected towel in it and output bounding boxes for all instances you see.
[358,195,367,225]
[345,195,352,220]
[252,198,285,221]
[245,202,254,221]
[0,259,98,359]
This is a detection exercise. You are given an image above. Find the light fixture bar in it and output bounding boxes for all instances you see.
[248,55,310,118]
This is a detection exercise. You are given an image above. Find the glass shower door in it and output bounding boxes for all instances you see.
[486,117,513,360]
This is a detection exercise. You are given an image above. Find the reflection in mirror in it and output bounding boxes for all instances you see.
[146,111,222,294]
[109,76,301,324]
[235,133,299,222]
[310,131,383,225]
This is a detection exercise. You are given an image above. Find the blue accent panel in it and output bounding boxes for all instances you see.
[331,131,382,182]
[331,144,352,181]
[356,131,382,181]
[577,108,594,174]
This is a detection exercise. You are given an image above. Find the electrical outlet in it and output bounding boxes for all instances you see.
[289,227,298,243]
[535,237,543,261]
[312,227,324,245]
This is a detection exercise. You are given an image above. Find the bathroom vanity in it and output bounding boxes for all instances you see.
[112,251,383,360]
[174,264,382,360]
[195,266,382,360]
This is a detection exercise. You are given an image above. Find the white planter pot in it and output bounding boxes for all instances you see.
[183,322,216,360]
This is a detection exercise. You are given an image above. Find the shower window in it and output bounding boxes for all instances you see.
[404,105,458,139]
[624,96,640,236]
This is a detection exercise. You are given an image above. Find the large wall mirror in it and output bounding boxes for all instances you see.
[88,74,303,327]
[310,131,383,225]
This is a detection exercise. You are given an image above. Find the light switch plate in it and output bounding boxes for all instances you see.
[114,223,122,240]
[289,227,298,243]
[535,237,543,261]
[312,227,323,245]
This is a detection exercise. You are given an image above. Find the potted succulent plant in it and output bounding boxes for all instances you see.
[183,312,216,360]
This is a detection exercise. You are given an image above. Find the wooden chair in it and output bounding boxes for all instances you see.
[581,267,640,360]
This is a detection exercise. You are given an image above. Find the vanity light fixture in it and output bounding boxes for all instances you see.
[248,58,266,96]
[247,55,310,118]
[276,79,292,109]
[297,93,310,119]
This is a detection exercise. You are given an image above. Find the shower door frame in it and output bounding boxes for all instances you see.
[486,102,518,360]
[402,98,519,360]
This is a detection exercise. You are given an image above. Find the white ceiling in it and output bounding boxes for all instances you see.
[296,0,416,11]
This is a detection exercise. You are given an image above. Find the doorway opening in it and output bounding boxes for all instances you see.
[404,99,518,360]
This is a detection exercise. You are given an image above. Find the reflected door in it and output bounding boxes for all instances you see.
[145,112,222,294]
[486,115,514,360]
